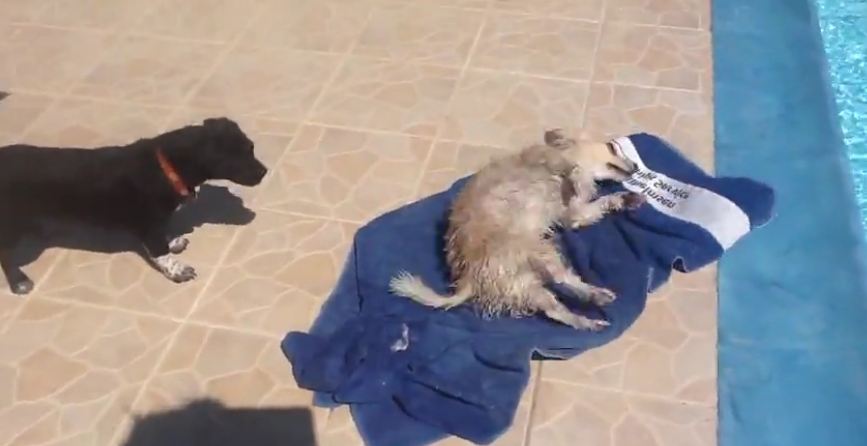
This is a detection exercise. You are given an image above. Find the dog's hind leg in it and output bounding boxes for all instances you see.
[168,236,189,254]
[529,243,616,306]
[139,223,196,283]
[0,221,33,295]
[532,286,609,331]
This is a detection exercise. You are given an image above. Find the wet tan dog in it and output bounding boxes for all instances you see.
[390,130,643,330]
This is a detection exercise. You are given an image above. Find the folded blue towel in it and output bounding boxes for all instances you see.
[282,133,774,446]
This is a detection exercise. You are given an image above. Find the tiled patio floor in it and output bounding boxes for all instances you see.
[0,1,715,445]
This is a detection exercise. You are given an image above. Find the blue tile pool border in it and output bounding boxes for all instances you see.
[714,1,867,445]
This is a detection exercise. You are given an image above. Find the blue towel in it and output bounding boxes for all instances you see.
[282,133,774,446]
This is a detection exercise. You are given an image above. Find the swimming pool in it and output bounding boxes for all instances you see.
[815,0,867,228]
[714,0,867,445]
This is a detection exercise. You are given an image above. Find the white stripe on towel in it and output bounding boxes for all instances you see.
[612,136,751,249]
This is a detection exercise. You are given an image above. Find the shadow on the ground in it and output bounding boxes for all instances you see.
[0,91,8,102]
[6,184,256,270]
[121,399,317,446]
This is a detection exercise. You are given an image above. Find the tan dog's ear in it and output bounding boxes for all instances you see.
[544,129,575,150]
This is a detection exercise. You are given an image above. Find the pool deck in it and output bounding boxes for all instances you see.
[0,1,716,445]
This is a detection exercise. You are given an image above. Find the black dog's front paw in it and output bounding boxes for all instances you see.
[154,255,197,283]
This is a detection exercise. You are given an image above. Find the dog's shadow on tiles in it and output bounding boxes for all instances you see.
[120,398,318,446]
[7,184,257,268]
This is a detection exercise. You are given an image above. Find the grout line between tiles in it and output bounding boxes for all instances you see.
[540,376,716,407]
[409,1,491,198]
[522,361,545,446]
[579,0,607,129]
[103,4,274,443]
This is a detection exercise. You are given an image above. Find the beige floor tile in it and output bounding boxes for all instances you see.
[541,283,717,404]
[317,406,365,446]
[34,218,240,319]
[582,83,714,171]
[20,98,170,148]
[443,70,588,147]
[240,0,373,53]
[0,25,115,95]
[190,211,357,335]
[115,323,328,443]
[529,380,715,446]
[0,1,46,25]
[606,0,710,30]
[471,14,599,80]
[0,93,54,144]
[418,141,509,197]
[130,0,265,43]
[31,0,156,31]
[594,23,711,92]
[164,106,298,138]
[389,0,490,9]
[0,299,177,446]
[491,0,604,21]
[312,57,459,137]
[353,3,484,67]
[190,47,340,122]
[256,124,432,221]
[72,36,223,106]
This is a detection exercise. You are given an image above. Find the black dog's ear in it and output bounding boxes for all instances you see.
[202,117,237,134]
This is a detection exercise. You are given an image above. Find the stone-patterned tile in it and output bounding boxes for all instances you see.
[0,299,177,446]
[529,381,715,446]
[164,106,298,138]
[594,23,711,92]
[353,3,484,67]
[471,14,599,80]
[312,57,459,137]
[491,0,604,21]
[257,125,432,221]
[116,324,329,442]
[582,83,713,171]
[434,362,540,446]
[317,406,365,446]
[130,0,265,43]
[32,0,155,31]
[240,0,373,53]
[418,141,508,197]
[190,211,357,335]
[35,218,241,319]
[0,25,115,94]
[442,70,588,147]
[20,98,170,147]
[607,0,710,30]
[541,283,717,404]
[190,47,340,122]
[0,93,54,144]
[72,36,223,106]
[0,1,46,25]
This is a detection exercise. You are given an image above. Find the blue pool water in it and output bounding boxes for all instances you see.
[714,0,867,445]
[815,0,867,227]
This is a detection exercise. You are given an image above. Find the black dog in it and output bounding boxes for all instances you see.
[0,117,267,295]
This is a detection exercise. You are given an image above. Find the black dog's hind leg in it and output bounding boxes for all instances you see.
[139,222,196,283]
[0,221,33,295]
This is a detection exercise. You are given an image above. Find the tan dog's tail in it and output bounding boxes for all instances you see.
[389,272,473,309]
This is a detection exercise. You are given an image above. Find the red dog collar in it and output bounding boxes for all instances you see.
[156,148,191,199]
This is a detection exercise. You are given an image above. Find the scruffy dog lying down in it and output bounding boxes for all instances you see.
[0,117,267,295]
[391,130,644,330]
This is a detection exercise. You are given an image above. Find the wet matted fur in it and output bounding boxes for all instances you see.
[391,130,644,330]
